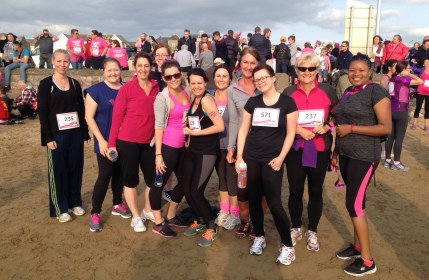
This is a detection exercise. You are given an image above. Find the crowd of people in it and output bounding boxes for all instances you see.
[1,26,429,277]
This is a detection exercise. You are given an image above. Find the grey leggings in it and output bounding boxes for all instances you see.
[385,111,408,161]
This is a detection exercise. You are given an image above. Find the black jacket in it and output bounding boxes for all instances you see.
[178,36,196,55]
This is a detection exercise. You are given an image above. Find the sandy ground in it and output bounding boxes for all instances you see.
[0,104,428,280]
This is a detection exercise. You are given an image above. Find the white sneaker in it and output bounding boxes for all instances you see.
[71,206,86,216]
[250,236,266,255]
[290,228,302,246]
[276,245,296,266]
[141,210,155,223]
[380,151,386,160]
[57,213,72,223]
[223,214,241,230]
[131,217,146,232]
[214,210,229,227]
[305,230,320,252]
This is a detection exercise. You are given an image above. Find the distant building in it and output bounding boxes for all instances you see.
[156,34,180,52]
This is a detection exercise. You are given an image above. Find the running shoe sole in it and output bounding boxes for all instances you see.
[152,228,176,238]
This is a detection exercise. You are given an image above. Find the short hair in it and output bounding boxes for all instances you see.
[239,47,261,65]
[247,33,252,38]
[201,33,208,38]
[133,51,153,67]
[161,60,181,76]
[321,47,328,52]
[382,59,398,74]
[213,31,220,37]
[181,44,188,50]
[422,38,429,45]
[263,28,271,35]
[304,42,312,48]
[91,30,101,36]
[252,64,275,78]
[52,49,70,61]
[184,29,190,34]
[187,68,208,83]
[13,41,22,46]
[71,29,78,34]
[393,34,402,42]
[228,30,234,36]
[43,28,49,32]
[296,53,321,69]
[349,53,372,70]
[154,43,171,56]
[103,57,121,70]
[111,40,120,47]
[342,41,350,47]
[288,35,296,41]
[213,64,233,80]
[254,26,261,33]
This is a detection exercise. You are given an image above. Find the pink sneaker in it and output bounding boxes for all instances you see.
[112,203,131,218]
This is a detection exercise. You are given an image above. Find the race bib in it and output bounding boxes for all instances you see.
[217,106,226,117]
[92,48,99,56]
[57,112,80,130]
[74,47,81,53]
[188,116,201,131]
[297,109,324,127]
[424,80,429,88]
[252,108,280,127]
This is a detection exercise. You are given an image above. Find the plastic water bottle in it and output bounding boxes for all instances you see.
[154,172,164,188]
[109,150,118,162]
[237,162,247,189]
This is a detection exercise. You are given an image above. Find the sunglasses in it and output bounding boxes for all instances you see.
[297,66,317,72]
[163,73,181,81]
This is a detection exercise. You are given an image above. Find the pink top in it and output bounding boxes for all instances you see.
[417,71,429,96]
[162,92,190,148]
[90,37,108,57]
[108,79,159,147]
[66,38,85,62]
[107,47,128,68]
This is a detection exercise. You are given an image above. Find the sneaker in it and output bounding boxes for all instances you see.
[71,206,86,216]
[130,217,146,232]
[336,244,361,260]
[57,213,72,223]
[290,227,302,246]
[141,210,155,223]
[391,162,410,172]
[112,203,131,219]
[383,160,392,168]
[223,214,241,230]
[305,230,320,252]
[249,236,266,255]
[152,221,177,237]
[410,124,417,130]
[198,228,218,247]
[183,221,207,237]
[276,245,296,266]
[89,213,101,232]
[162,190,172,202]
[166,215,190,228]
[380,150,386,160]
[235,219,251,238]
[214,210,229,227]
[344,258,377,277]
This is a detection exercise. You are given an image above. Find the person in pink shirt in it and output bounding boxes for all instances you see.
[382,34,409,65]
[107,40,129,70]
[411,57,429,131]
[66,29,85,69]
[107,52,160,233]
[90,30,108,70]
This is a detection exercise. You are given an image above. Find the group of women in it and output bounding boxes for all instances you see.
[38,45,395,276]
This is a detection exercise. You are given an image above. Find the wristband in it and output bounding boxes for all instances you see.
[156,154,162,156]
[328,123,335,132]
[350,124,355,133]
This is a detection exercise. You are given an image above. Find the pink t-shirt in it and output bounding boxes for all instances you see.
[66,38,85,62]
[107,47,128,68]
[90,37,108,57]
[417,71,429,96]
[162,92,190,148]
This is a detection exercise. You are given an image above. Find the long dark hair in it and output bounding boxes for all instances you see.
[392,60,409,78]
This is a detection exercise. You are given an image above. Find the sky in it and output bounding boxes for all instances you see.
[1,0,428,48]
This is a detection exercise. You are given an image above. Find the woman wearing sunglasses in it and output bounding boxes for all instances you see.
[235,64,298,264]
[149,60,191,237]
[282,53,338,252]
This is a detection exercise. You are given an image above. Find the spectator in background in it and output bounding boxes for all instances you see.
[248,26,267,65]
[273,35,291,74]
[148,36,158,54]
[331,42,340,58]
[84,37,93,69]
[302,42,314,54]
[66,29,85,70]
[264,28,273,66]
[199,43,214,71]
[314,40,322,56]
[13,80,37,119]
[177,29,196,56]
[149,43,172,92]
[33,29,59,69]
[408,42,420,67]
[173,44,195,72]
[90,30,108,70]
[205,58,225,92]
[288,35,298,85]
[382,34,408,65]
[224,30,240,71]
[2,33,17,67]
[370,35,383,73]
[213,31,228,65]
[107,40,129,70]
[4,41,30,90]
[331,41,353,90]
[198,33,214,54]
[415,38,429,68]
[135,33,152,54]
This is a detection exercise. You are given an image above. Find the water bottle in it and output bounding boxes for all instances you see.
[237,162,247,189]
[154,172,164,188]
[109,150,118,162]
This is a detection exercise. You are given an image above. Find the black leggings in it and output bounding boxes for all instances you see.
[149,144,185,210]
[215,149,237,196]
[413,94,429,119]
[285,149,331,232]
[182,150,217,229]
[385,111,408,161]
[246,157,292,246]
[339,155,377,217]
[91,153,123,215]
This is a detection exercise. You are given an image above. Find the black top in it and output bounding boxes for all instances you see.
[243,94,297,162]
[187,92,219,154]
[149,68,166,92]
[332,84,389,162]
[37,76,90,146]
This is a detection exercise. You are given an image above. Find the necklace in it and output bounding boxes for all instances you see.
[53,75,69,90]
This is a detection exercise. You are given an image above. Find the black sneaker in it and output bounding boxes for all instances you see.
[166,215,190,228]
[344,258,377,277]
[152,222,177,237]
[336,244,361,260]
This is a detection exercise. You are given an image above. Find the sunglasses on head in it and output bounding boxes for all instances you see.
[297,66,317,72]
[163,73,181,81]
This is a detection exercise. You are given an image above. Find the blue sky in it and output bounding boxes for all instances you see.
[1,0,428,48]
